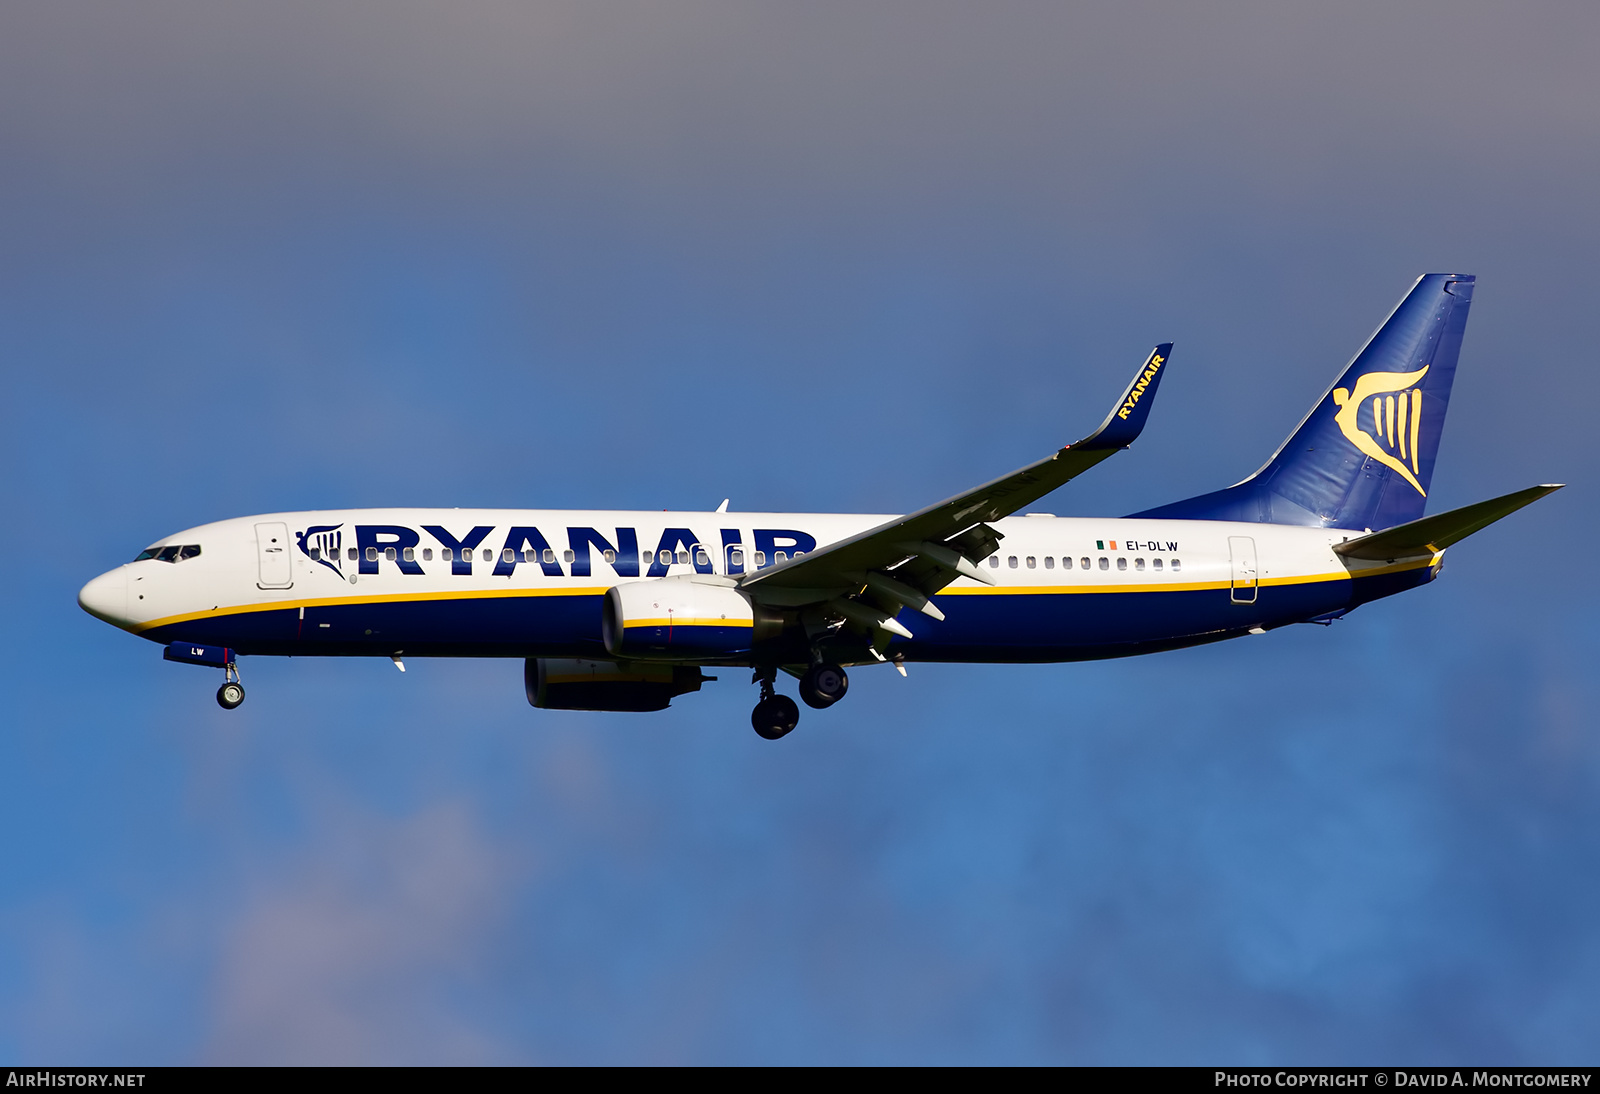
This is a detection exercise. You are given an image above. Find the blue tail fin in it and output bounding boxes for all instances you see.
[1131,273,1474,530]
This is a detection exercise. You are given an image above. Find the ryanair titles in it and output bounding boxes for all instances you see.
[295,524,818,581]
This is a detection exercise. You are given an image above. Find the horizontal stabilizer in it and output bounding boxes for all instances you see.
[1334,484,1562,560]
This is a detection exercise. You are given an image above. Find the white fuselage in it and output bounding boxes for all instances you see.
[79,508,1436,664]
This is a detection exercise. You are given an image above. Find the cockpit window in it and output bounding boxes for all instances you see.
[134,544,201,563]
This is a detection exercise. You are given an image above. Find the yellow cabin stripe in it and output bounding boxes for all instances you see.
[624,618,752,629]
[938,557,1431,596]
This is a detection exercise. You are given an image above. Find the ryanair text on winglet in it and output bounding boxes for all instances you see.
[1116,354,1165,420]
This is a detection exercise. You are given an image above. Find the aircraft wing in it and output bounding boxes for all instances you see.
[738,345,1174,632]
[1333,484,1563,561]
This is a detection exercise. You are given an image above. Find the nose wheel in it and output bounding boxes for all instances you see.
[216,661,245,710]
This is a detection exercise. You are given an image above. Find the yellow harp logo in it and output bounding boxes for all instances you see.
[1331,365,1429,496]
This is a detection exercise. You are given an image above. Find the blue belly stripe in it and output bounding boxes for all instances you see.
[136,568,1432,662]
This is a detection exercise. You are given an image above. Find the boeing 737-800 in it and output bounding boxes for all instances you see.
[78,274,1559,738]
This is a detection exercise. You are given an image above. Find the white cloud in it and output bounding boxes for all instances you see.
[203,799,521,1064]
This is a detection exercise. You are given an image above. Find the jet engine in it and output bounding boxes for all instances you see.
[526,658,709,712]
[603,579,773,659]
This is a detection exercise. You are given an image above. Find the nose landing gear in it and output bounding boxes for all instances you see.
[216,661,245,710]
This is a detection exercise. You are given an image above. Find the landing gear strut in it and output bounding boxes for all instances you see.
[750,667,799,740]
[216,661,245,710]
[799,662,849,709]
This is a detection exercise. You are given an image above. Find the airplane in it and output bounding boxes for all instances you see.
[78,273,1560,739]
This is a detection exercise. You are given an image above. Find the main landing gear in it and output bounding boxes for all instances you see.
[217,661,245,710]
[751,668,800,740]
[750,661,849,740]
[799,662,849,709]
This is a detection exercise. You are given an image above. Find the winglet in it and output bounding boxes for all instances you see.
[1077,344,1174,450]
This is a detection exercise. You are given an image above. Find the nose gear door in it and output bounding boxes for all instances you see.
[256,522,294,589]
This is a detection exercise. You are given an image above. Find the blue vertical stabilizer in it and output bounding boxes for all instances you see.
[1130,274,1474,531]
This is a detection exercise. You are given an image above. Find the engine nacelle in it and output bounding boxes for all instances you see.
[603,579,762,660]
[526,658,708,712]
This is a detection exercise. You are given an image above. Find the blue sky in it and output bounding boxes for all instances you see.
[2,1,1596,1063]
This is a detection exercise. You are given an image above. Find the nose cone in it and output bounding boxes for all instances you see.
[79,567,130,626]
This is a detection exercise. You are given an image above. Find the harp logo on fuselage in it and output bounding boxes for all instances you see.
[1331,365,1430,496]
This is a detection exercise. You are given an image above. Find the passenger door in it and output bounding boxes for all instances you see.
[1228,536,1258,604]
[256,522,294,589]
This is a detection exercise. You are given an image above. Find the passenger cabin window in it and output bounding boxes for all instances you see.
[348,547,358,561]
[676,550,690,564]
[1026,556,1037,569]
[775,551,788,562]
[694,549,709,566]
[542,549,556,564]
[1044,557,1055,570]
[989,555,1000,567]
[385,547,397,561]
[1117,557,1127,571]
[403,547,414,562]
[423,548,433,561]
[563,550,575,564]
[1008,556,1018,568]
[754,551,767,566]
[659,550,672,565]
[1135,558,1144,571]
[1171,559,1182,572]
[603,549,617,564]
[1080,557,1090,570]
[308,547,321,560]
[441,547,454,562]
[366,547,378,562]
[729,549,744,567]
[1098,557,1109,570]
[482,548,493,562]
[503,548,515,563]
[1152,558,1162,571]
